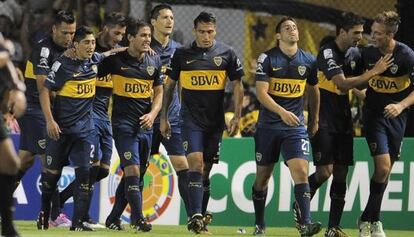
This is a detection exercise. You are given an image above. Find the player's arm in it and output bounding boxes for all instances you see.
[228,79,244,136]
[332,54,393,91]
[384,51,414,119]
[140,84,163,129]
[39,79,61,140]
[306,59,320,136]
[160,77,176,138]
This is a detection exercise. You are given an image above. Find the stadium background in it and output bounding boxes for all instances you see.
[7,0,414,232]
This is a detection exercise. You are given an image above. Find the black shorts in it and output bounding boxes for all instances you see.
[311,129,353,166]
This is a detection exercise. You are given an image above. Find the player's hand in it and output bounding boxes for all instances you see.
[148,47,157,56]
[307,121,319,137]
[139,112,155,129]
[47,120,61,140]
[107,46,128,56]
[384,103,405,119]
[280,109,300,127]
[8,90,26,118]
[227,116,240,137]
[160,119,171,139]
[371,53,394,76]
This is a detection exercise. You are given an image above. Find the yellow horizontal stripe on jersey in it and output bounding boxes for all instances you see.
[369,75,411,93]
[268,77,306,98]
[180,70,227,90]
[112,74,153,98]
[317,71,347,95]
[96,74,113,88]
[57,78,96,98]
[24,61,36,80]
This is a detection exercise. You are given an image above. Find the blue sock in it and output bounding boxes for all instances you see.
[107,176,128,222]
[72,167,90,225]
[177,169,191,217]
[252,186,267,228]
[202,179,210,215]
[124,176,143,225]
[328,182,346,228]
[294,183,311,225]
[188,171,203,216]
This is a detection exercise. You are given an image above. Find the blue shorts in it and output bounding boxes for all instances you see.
[45,130,95,170]
[254,127,310,165]
[363,106,407,160]
[151,123,185,156]
[18,109,46,154]
[93,119,113,165]
[181,118,221,164]
[311,128,353,166]
[113,129,152,168]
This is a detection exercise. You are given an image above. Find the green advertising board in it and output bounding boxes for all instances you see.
[179,137,414,230]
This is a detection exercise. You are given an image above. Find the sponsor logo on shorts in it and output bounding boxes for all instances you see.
[38,139,46,149]
[314,152,322,162]
[369,142,377,153]
[183,141,188,152]
[46,155,52,165]
[255,152,262,162]
[124,151,132,160]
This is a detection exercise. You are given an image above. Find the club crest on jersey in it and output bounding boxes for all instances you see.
[298,65,306,76]
[92,65,98,73]
[147,66,155,76]
[213,56,222,66]
[390,64,398,74]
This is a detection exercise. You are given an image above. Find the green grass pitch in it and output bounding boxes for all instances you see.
[15,221,414,237]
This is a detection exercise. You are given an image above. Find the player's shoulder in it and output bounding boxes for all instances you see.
[396,41,414,56]
[298,48,316,64]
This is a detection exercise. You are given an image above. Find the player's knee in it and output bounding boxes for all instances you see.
[96,167,110,181]
[316,168,332,182]
[373,165,391,181]
[170,156,189,171]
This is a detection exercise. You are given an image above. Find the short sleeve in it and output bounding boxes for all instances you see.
[32,46,53,76]
[255,53,271,83]
[317,47,343,80]
[44,60,71,91]
[165,50,181,81]
[226,48,244,81]
[153,56,164,86]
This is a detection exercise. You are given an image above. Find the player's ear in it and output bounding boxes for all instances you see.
[275,33,281,40]
[150,18,156,26]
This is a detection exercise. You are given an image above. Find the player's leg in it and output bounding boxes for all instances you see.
[325,132,353,237]
[37,137,67,230]
[283,129,321,236]
[0,126,20,237]
[251,128,280,235]
[68,131,95,231]
[181,126,205,233]
[154,123,191,218]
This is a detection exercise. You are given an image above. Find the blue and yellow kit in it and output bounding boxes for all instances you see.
[44,53,104,134]
[255,47,318,130]
[166,41,244,131]
[99,51,164,133]
[362,42,414,113]
[93,42,113,121]
[24,36,66,108]
[151,38,181,126]
[317,41,362,133]
[361,41,414,159]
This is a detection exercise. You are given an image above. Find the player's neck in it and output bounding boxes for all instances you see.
[153,30,170,48]
[127,47,145,60]
[279,42,298,57]
[335,38,349,52]
[380,39,396,54]
[97,33,110,50]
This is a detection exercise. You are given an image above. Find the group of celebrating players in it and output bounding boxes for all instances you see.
[0,2,412,237]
